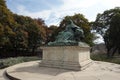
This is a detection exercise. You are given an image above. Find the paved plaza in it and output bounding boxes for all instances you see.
[1,61,119,80]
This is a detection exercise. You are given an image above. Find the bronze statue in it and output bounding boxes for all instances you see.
[48,20,87,46]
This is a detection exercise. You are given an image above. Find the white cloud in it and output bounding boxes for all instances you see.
[61,0,98,10]
[17,5,26,14]
[101,0,120,8]
[93,33,104,44]
[16,5,51,20]
[16,0,120,26]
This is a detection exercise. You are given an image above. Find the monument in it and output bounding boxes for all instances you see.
[40,20,92,70]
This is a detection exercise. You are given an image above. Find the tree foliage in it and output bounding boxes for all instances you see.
[47,25,58,43]
[0,0,47,57]
[104,13,120,57]
[93,7,120,57]
[92,7,120,36]
[34,18,48,43]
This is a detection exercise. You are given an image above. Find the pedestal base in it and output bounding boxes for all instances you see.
[40,46,92,70]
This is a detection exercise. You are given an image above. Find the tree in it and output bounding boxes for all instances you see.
[0,23,4,46]
[14,15,42,54]
[0,0,44,57]
[92,7,120,57]
[92,7,120,36]
[0,0,6,7]
[47,25,58,43]
[0,0,14,26]
[104,13,120,57]
[34,18,48,44]
[27,23,41,54]
[0,0,17,54]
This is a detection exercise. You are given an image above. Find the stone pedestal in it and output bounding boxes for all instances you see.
[40,46,92,70]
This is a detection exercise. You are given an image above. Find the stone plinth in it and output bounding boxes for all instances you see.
[40,46,92,70]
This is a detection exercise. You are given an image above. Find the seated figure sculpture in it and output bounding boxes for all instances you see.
[48,20,88,46]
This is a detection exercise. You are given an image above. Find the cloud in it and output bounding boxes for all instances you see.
[17,5,27,14]
[16,5,51,20]
[61,0,98,10]
[15,0,120,26]
[93,33,104,44]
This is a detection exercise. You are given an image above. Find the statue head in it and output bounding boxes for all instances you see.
[65,18,73,25]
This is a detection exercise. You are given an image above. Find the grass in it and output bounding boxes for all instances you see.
[0,56,40,69]
[91,54,120,64]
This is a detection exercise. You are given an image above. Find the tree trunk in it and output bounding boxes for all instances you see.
[107,49,110,58]
[106,46,112,58]
[118,47,120,54]
[32,45,37,55]
[14,47,18,57]
[111,47,117,57]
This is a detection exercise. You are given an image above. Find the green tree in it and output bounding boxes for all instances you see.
[47,25,58,43]
[0,0,6,7]
[92,7,120,57]
[26,21,41,54]
[0,0,14,26]
[0,0,16,53]
[14,15,42,54]
[92,7,120,36]
[0,23,4,46]
[104,13,120,57]
[0,0,43,57]
[34,18,48,44]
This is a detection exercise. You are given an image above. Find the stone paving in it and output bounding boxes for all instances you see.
[0,68,9,80]
[4,61,120,80]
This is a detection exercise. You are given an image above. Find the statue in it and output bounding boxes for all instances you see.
[48,20,88,46]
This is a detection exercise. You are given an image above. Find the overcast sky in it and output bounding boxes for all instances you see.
[6,0,120,26]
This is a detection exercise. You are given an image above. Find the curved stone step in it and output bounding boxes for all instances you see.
[0,68,10,80]
[5,70,20,80]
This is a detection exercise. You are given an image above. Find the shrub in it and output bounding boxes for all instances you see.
[0,56,40,69]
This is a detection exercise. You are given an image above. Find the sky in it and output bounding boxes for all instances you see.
[6,0,120,26]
